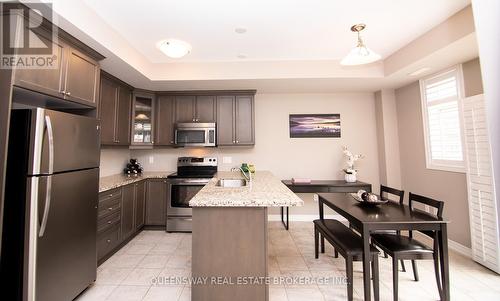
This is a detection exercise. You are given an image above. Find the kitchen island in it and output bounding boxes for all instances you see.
[189,171,303,301]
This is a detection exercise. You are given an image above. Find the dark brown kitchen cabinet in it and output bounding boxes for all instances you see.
[121,184,135,240]
[216,96,235,145]
[175,96,196,122]
[99,72,132,145]
[156,95,176,146]
[116,86,133,144]
[174,95,216,123]
[132,91,155,146]
[145,179,167,226]
[195,96,216,122]
[99,76,118,144]
[63,47,100,105]
[12,27,66,99]
[12,29,102,108]
[235,95,255,145]
[216,94,255,146]
[135,181,146,230]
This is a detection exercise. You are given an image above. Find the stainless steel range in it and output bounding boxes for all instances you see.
[166,157,217,232]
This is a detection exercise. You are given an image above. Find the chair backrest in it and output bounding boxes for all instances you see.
[408,192,444,218]
[380,185,404,204]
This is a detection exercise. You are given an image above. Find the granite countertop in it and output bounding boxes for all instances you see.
[189,171,304,207]
[99,171,173,192]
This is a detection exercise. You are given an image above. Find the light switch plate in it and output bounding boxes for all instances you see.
[222,156,232,164]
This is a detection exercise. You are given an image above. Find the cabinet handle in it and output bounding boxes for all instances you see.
[236,140,239,143]
[106,239,111,243]
[170,140,174,144]
[66,91,71,96]
[109,194,113,197]
[107,221,112,224]
[60,90,66,95]
[108,207,113,211]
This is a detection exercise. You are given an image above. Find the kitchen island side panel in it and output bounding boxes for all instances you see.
[192,207,268,301]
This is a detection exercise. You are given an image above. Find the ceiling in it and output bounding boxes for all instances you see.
[37,0,476,92]
[81,0,469,63]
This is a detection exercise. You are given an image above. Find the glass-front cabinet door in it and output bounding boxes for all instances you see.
[132,91,155,146]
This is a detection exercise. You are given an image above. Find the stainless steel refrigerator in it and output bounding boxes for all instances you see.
[0,108,100,301]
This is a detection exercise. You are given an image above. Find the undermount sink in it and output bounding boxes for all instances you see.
[216,178,247,188]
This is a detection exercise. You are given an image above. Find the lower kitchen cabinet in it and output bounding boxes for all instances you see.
[145,179,168,226]
[121,184,135,240]
[97,225,121,261]
[135,181,146,230]
[97,178,167,262]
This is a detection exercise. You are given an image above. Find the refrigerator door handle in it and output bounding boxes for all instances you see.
[39,115,55,237]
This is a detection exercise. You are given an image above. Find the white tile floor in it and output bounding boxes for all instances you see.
[76,222,500,301]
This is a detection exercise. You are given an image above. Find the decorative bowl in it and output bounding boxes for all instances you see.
[350,193,389,206]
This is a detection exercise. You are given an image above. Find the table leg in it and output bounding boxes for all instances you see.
[438,224,450,301]
[362,226,372,301]
[280,207,289,230]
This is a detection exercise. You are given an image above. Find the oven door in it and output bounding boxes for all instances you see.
[167,178,209,216]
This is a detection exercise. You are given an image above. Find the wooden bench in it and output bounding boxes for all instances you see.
[314,219,380,301]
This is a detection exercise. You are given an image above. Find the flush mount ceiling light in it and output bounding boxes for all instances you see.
[157,39,192,58]
[340,24,381,66]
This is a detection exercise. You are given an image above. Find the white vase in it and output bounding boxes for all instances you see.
[345,173,357,183]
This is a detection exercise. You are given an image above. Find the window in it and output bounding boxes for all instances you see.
[420,66,465,172]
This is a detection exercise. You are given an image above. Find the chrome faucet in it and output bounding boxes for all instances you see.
[231,166,252,183]
[239,166,252,183]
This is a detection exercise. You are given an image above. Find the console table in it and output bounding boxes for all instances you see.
[280,180,372,230]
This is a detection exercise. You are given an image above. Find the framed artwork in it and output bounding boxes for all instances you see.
[289,114,341,138]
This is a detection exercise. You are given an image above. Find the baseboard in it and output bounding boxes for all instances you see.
[407,231,472,258]
[268,215,473,258]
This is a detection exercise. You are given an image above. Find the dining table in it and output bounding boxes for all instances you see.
[318,193,450,301]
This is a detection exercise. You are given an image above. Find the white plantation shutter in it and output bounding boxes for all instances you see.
[420,67,465,172]
[463,94,500,273]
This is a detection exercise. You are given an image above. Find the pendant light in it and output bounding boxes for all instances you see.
[340,24,381,66]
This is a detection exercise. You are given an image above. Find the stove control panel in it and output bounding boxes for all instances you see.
[177,157,217,167]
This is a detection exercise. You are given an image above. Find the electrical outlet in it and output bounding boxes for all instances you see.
[149,156,154,164]
[222,156,232,164]
[313,194,319,202]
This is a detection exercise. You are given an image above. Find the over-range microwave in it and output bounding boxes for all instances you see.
[174,122,216,147]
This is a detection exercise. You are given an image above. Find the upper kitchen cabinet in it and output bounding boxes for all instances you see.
[174,96,196,123]
[195,96,216,123]
[235,95,255,145]
[216,92,255,146]
[63,47,100,105]
[99,72,132,146]
[11,27,66,99]
[156,95,176,146]
[11,10,104,107]
[174,95,216,123]
[132,91,156,146]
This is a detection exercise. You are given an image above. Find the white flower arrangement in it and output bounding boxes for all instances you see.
[341,146,364,175]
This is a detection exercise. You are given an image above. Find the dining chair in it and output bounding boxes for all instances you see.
[378,185,407,271]
[371,192,444,301]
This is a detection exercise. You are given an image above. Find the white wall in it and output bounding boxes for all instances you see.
[128,93,380,189]
[100,148,131,177]
[374,89,402,188]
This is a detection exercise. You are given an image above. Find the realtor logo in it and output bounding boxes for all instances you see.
[0,1,58,69]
